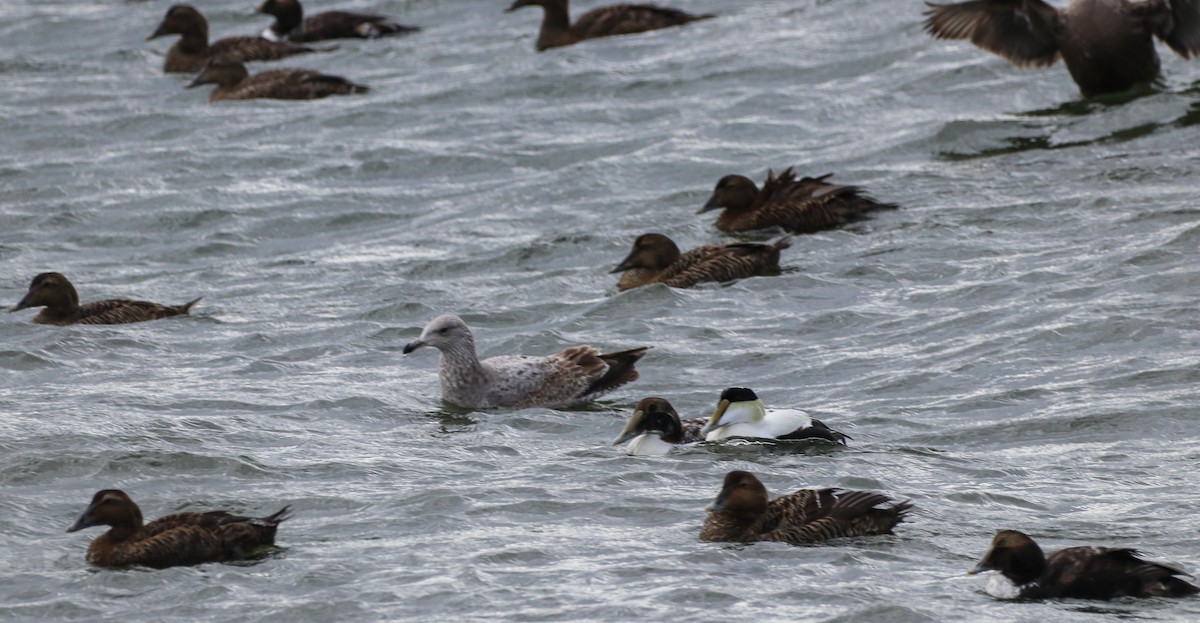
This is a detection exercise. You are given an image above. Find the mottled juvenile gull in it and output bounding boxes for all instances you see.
[403,313,648,409]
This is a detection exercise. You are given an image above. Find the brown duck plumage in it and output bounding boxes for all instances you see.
[187,55,368,102]
[700,471,911,545]
[506,0,714,51]
[147,4,322,74]
[699,168,897,234]
[257,0,419,43]
[66,490,291,569]
[612,397,707,448]
[971,530,1200,599]
[611,233,790,290]
[10,272,201,326]
[924,0,1200,97]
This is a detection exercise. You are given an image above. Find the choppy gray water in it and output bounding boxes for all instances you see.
[3,0,1200,620]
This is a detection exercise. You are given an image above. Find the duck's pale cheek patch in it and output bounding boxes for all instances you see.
[982,572,1021,600]
[626,434,674,456]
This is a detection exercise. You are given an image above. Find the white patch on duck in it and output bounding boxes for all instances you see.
[261,27,283,41]
[623,433,677,456]
[701,398,814,441]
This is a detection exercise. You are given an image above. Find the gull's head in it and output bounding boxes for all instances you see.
[700,387,765,435]
[403,313,472,354]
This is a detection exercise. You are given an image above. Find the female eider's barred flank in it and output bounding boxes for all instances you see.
[611,233,790,290]
[699,167,897,234]
[10,272,200,325]
[147,4,324,74]
[506,0,714,51]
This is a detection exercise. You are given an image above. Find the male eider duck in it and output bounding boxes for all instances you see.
[971,530,1200,600]
[611,233,790,290]
[67,489,291,569]
[10,272,201,325]
[699,168,897,234]
[506,0,714,51]
[403,313,648,410]
[257,0,420,42]
[924,0,1200,97]
[611,397,706,455]
[700,471,912,544]
[147,4,322,73]
[187,54,368,102]
[700,387,850,444]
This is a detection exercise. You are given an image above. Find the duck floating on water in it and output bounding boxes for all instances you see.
[258,0,420,42]
[700,471,911,544]
[700,387,850,444]
[699,168,896,234]
[403,313,648,409]
[611,233,790,290]
[506,0,713,51]
[147,4,322,73]
[10,272,201,325]
[924,0,1200,97]
[66,489,291,569]
[971,530,1200,600]
[187,54,368,102]
[611,397,706,455]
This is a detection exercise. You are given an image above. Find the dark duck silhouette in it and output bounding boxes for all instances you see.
[257,0,419,42]
[924,0,1200,97]
[611,397,707,455]
[611,233,790,290]
[10,272,201,325]
[970,530,1200,599]
[700,471,912,544]
[699,387,850,444]
[506,0,714,51]
[66,490,291,569]
[147,4,322,73]
[187,54,368,102]
[699,168,897,234]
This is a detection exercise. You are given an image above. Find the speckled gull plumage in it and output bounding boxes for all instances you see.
[402,313,648,410]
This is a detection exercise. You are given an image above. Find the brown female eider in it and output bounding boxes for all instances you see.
[187,55,368,102]
[924,0,1200,97]
[700,471,911,545]
[10,272,201,325]
[611,397,706,455]
[66,489,291,569]
[971,530,1200,600]
[699,168,897,234]
[147,4,322,73]
[506,0,714,51]
[611,233,790,290]
[257,0,419,43]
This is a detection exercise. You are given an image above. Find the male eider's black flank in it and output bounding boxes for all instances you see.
[700,471,911,544]
[611,233,790,290]
[187,55,368,102]
[699,167,896,234]
[924,0,1200,97]
[971,530,1200,600]
[10,272,201,326]
[257,0,419,42]
[506,0,713,51]
[67,489,291,569]
[147,4,322,73]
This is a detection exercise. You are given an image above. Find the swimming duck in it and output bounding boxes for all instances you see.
[611,397,706,455]
[699,168,897,234]
[10,272,201,326]
[700,387,850,444]
[67,489,291,569]
[187,54,368,102]
[258,0,419,42]
[147,4,322,73]
[611,233,790,290]
[700,470,911,544]
[506,0,714,51]
[924,0,1200,97]
[971,530,1200,599]
[403,313,648,409]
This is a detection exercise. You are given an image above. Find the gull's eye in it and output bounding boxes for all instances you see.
[438,327,449,335]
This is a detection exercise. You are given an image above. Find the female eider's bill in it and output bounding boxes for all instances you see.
[611,397,706,456]
[699,167,896,234]
[700,387,849,444]
[611,233,790,290]
[147,4,323,73]
[403,313,648,409]
[67,490,291,569]
[10,272,201,325]
[187,55,368,102]
[970,530,1200,600]
[506,0,713,51]
[924,0,1200,97]
[700,471,911,545]
[257,0,420,43]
